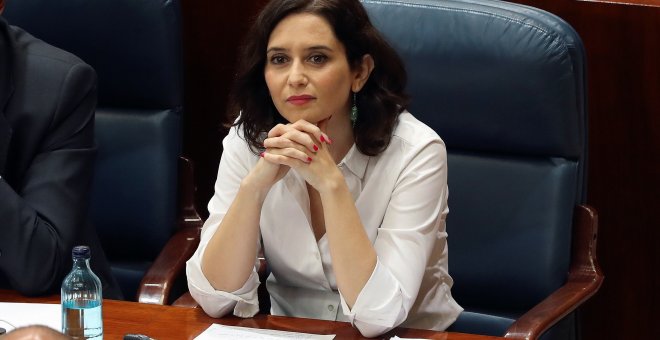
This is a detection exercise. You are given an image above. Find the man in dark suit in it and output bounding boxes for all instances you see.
[0,0,121,299]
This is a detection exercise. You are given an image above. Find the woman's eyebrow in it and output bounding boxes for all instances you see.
[266,47,287,54]
[266,45,333,54]
[306,45,332,52]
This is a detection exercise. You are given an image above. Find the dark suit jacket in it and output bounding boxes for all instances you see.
[0,16,121,299]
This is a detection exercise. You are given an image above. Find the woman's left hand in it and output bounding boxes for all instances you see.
[262,118,343,193]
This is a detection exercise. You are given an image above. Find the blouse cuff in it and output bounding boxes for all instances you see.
[339,258,406,331]
[186,256,261,318]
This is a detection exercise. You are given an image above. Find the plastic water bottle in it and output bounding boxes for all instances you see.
[61,245,103,339]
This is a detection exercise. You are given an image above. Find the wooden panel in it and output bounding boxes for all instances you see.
[510,1,660,339]
[180,0,268,213]
[579,0,660,7]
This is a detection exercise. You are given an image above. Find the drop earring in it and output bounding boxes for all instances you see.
[350,92,358,127]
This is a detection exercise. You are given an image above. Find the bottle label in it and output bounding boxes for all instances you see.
[62,300,103,340]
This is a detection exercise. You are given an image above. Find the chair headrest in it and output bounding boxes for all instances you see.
[362,0,587,159]
[4,0,183,109]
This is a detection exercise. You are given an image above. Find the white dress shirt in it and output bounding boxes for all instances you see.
[186,111,462,337]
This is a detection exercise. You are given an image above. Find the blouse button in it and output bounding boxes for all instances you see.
[328,305,334,312]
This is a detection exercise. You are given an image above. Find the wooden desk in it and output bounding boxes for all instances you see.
[0,289,501,340]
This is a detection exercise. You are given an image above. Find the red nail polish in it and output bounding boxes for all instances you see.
[320,136,326,143]
[313,145,319,151]
[307,157,313,162]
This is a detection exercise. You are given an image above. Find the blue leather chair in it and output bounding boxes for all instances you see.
[4,0,202,303]
[361,0,603,339]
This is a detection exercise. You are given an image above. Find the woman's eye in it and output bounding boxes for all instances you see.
[309,54,328,64]
[270,55,288,64]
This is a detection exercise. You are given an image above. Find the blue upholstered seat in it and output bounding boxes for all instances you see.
[361,1,601,339]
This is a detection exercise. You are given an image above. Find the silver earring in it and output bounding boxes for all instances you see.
[350,92,358,127]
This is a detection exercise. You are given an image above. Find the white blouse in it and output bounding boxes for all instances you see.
[186,111,462,337]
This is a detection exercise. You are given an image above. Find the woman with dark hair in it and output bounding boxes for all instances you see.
[186,0,462,336]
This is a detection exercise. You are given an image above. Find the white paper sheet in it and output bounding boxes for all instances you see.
[0,302,61,333]
[194,324,335,340]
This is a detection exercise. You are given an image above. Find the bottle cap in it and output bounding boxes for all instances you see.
[72,245,91,259]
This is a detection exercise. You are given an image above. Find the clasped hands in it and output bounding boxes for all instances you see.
[255,118,342,194]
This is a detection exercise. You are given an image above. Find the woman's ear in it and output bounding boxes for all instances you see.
[352,54,375,93]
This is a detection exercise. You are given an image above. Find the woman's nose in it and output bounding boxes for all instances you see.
[287,61,308,87]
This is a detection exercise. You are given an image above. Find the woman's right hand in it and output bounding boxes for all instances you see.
[246,120,327,191]
[241,153,290,196]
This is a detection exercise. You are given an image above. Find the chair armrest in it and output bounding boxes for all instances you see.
[136,156,203,304]
[505,204,604,340]
[137,227,201,304]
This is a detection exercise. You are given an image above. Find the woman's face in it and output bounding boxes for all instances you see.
[264,13,361,125]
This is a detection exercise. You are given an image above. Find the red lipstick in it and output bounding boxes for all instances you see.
[287,95,315,106]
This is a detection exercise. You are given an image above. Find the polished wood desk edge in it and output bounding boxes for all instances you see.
[0,290,504,340]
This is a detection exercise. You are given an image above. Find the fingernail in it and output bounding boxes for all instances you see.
[326,136,333,144]
[313,145,319,151]
[260,152,265,158]
[307,157,313,163]
[320,136,326,143]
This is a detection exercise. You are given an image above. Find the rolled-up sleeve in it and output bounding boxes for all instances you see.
[186,246,261,318]
[185,126,262,318]
[339,259,408,337]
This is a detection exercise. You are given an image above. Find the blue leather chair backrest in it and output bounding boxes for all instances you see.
[362,0,587,336]
[4,0,184,300]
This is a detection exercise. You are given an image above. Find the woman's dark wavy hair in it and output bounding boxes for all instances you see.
[228,0,408,156]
